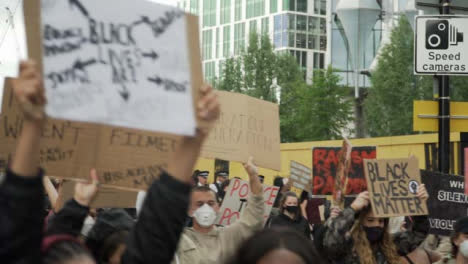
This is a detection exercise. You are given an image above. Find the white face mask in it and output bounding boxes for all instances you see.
[193,204,217,228]
[80,215,96,237]
[460,240,468,258]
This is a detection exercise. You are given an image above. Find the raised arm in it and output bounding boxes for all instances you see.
[122,84,220,264]
[0,60,47,262]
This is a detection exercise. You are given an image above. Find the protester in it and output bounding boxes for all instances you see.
[218,179,231,202]
[227,228,325,264]
[209,171,229,195]
[197,171,209,186]
[267,191,311,239]
[172,157,265,264]
[436,216,468,264]
[321,186,429,264]
[0,60,220,264]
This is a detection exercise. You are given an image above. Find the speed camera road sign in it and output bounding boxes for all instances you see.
[415,16,468,75]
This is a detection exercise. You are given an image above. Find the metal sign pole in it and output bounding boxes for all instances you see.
[438,0,451,173]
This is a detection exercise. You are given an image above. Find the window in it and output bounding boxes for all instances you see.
[288,14,295,30]
[249,20,257,34]
[308,34,317,49]
[283,0,294,11]
[220,0,231,24]
[274,32,281,47]
[288,32,295,47]
[261,17,269,34]
[296,15,307,31]
[247,0,265,18]
[270,0,277,13]
[320,18,326,34]
[219,60,225,77]
[296,33,306,48]
[274,15,282,32]
[216,28,220,58]
[190,0,199,14]
[235,0,242,21]
[203,0,216,27]
[320,35,326,51]
[223,25,231,57]
[234,22,245,55]
[320,0,326,15]
[313,52,324,69]
[282,31,288,47]
[283,0,306,12]
[204,61,216,83]
[297,0,307,12]
[202,29,213,60]
[308,17,318,33]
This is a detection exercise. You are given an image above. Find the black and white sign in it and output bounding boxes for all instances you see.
[421,170,468,236]
[415,16,468,75]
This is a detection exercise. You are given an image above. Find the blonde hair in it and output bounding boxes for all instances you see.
[350,207,401,264]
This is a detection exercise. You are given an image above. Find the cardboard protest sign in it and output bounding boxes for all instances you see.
[333,139,352,208]
[364,157,428,218]
[201,91,281,171]
[55,180,138,211]
[28,0,197,136]
[217,178,280,226]
[312,146,376,195]
[290,161,312,192]
[421,170,468,236]
[465,148,468,195]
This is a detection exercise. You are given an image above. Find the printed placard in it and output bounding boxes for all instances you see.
[312,146,376,195]
[421,170,468,236]
[216,178,279,226]
[290,161,312,192]
[364,157,428,218]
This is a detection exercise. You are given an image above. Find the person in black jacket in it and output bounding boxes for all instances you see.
[267,191,311,239]
[0,60,221,264]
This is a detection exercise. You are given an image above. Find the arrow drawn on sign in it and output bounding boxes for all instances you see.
[147,76,163,85]
[142,50,158,61]
[73,58,96,71]
[118,85,130,101]
[69,0,89,18]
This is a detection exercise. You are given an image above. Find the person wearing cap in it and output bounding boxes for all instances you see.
[197,171,209,186]
[258,175,265,184]
[209,171,229,195]
[437,216,468,264]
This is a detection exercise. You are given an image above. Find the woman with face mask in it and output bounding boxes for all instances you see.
[320,185,429,264]
[267,192,311,239]
[437,216,468,264]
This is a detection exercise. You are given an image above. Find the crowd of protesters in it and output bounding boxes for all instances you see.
[1,60,468,264]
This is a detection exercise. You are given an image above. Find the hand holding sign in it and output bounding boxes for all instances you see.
[350,191,370,212]
[11,60,46,121]
[243,156,262,195]
[417,184,429,201]
[196,84,220,137]
[74,168,100,207]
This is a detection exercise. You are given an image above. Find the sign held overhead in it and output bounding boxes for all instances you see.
[415,15,468,75]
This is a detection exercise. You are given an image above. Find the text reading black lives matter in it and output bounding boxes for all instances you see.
[366,161,425,216]
[43,0,187,101]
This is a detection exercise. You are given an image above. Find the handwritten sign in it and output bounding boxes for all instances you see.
[364,157,428,218]
[312,146,376,195]
[216,178,279,226]
[290,161,312,192]
[201,91,281,171]
[421,170,468,236]
[28,0,197,136]
[465,148,468,195]
[55,180,138,211]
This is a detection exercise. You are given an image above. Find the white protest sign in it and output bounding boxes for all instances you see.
[216,178,280,226]
[290,160,312,192]
[39,0,196,135]
[415,16,468,75]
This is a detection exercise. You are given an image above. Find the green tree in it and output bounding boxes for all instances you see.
[218,57,243,93]
[364,15,432,137]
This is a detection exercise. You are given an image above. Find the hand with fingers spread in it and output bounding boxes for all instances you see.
[11,60,47,121]
[416,184,429,201]
[243,157,262,195]
[196,84,220,137]
[74,169,100,207]
[350,191,370,212]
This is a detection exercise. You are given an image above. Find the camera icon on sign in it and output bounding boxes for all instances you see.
[426,19,464,49]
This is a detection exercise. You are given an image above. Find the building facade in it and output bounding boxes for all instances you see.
[178,0,329,84]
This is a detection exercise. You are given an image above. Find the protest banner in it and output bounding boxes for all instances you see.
[55,180,138,211]
[25,0,197,136]
[363,157,428,218]
[465,148,468,195]
[217,178,280,226]
[312,146,376,195]
[421,170,468,236]
[290,161,312,192]
[332,139,352,208]
[201,91,281,171]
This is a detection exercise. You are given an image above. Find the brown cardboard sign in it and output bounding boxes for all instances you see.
[363,157,428,218]
[55,180,138,211]
[290,161,312,192]
[201,91,281,171]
